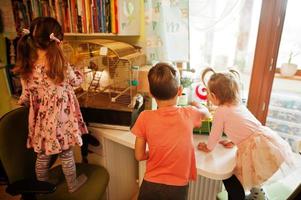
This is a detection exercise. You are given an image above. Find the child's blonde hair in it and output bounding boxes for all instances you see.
[201,67,241,105]
[148,62,180,100]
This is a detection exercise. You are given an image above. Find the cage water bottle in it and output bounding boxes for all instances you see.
[131,66,139,86]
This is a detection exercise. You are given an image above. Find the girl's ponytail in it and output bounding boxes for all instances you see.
[46,42,66,84]
[201,67,216,87]
[228,68,241,81]
[13,33,35,79]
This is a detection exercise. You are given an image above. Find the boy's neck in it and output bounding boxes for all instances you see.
[156,97,178,108]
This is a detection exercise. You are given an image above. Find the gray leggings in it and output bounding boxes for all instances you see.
[35,149,77,189]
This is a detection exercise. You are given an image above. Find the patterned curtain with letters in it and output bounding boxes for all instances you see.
[144,0,189,64]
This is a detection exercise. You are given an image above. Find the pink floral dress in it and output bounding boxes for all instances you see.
[18,64,88,155]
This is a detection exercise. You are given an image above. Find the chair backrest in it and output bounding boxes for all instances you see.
[0,107,36,183]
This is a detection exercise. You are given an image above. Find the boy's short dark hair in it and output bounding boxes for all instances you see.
[148,62,180,100]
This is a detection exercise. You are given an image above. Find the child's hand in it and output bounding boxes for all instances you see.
[219,140,235,148]
[197,142,211,152]
[190,101,200,108]
[190,101,211,119]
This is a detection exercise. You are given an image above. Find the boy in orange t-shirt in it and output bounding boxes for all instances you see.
[131,62,209,200]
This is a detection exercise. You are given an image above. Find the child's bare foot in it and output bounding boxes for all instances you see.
[219,140,235,148]
[68,174,87,193]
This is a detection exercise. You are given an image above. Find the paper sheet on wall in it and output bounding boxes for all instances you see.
[161,5,188,61]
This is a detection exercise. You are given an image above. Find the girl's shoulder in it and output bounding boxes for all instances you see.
[218,104,244,110]
[214,104,242,115]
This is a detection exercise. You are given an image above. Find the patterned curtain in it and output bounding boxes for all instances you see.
[144,0,189,64]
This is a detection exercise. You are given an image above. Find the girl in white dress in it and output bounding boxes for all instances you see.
[198,68,296,200]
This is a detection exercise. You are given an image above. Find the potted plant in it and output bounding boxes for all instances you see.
[178,77,193,106]
[280,51,299,77]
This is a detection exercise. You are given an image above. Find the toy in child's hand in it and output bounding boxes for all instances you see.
[197,142,211,152]
[195,84,207,101]
[219,140,235,148]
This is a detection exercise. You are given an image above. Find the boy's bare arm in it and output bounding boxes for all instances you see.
[135,137,149,161]
[190,101,211,119]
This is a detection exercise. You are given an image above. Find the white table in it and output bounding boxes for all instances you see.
[89,123,237,180]
[193,135,237,180]
[88,124,301,200]
[88,124,237,200]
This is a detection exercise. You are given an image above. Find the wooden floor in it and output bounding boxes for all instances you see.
[1,184,138,200]
[0,185,20,200]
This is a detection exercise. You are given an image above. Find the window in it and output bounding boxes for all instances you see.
[189,0,262,100]
[276,0,301,73]
[265,0,301,150]
[189,0,301,150]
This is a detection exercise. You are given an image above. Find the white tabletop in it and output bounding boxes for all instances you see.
[89,123,237,180]
[193,134,237,180]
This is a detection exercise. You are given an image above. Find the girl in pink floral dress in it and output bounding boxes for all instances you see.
[14,17,88,193]
[197,68,296,200]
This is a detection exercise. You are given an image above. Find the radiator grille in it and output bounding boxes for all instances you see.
[188,176,223,200]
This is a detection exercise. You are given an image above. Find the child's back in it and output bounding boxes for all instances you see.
[132,106,203,185]
[131,62,209,200]
[21,63,87,155]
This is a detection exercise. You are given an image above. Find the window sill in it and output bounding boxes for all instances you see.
[274,73,301,81]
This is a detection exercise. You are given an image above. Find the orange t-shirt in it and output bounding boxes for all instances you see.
[131,106,204,186]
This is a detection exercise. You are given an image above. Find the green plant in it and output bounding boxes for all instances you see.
[180,77,193,88]
[287,51,300,64]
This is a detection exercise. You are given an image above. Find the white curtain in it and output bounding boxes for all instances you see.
[144,0,189,64]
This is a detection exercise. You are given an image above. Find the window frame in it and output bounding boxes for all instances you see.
[247,0,288,124]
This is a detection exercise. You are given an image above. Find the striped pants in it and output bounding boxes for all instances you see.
[35,148,86,192]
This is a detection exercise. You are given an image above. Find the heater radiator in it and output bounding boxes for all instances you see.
[188,175,223,200]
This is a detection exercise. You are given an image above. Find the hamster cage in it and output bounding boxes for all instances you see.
[62,39,146,126]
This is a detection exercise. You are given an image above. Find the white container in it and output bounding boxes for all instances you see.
[280,63,298,77]
[178,92,188,106]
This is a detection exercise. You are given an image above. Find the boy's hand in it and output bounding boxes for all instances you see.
[190,101,211,119]
[190,101,200,108]
[219,140,235,148]
[197,142,211,152]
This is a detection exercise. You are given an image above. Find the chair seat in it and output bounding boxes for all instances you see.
[38,163,109,200]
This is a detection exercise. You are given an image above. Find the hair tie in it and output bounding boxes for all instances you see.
[22,28,30,35]
[49,33,61,43]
